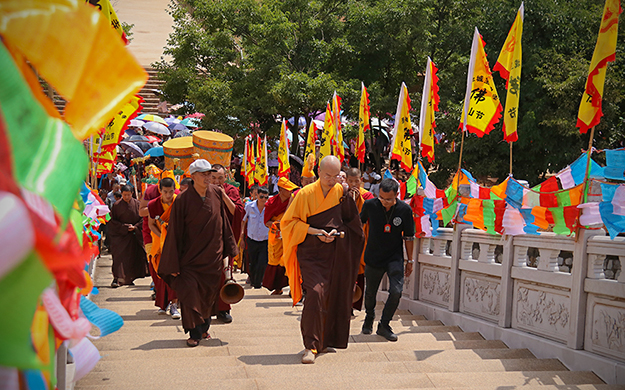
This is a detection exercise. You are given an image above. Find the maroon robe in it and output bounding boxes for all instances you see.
[108,198,148,285]
[297,195,364,351]
[147,196,177,310]
[159,184,238,331]
[214,183,245,313]
[261,194,290,291]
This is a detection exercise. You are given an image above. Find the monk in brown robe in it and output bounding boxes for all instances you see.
[282,156,364,364]
[210,164,245,323]
[159,159,238,347]
[108,185,148,287]
[262,177,298,294]
[345,168,374,312]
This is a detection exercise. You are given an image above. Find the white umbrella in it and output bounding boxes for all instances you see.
[129,119,145,127]
[143,121,170,135]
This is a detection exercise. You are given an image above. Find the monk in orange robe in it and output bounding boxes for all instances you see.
[282,156,364,364]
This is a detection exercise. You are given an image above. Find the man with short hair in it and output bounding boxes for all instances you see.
[108,185,148,288]
[147,177,180,319]
[262,177,298,295]
[242,186,270,288]
[210,164,245,323]
[159,159,238,347]
[345,168,375,312]
[106,183,121,208]
[282,156,365,364]
[179,177,193,193]
[360,178,415,342]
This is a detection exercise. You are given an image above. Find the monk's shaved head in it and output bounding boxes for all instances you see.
[319,155,340,173]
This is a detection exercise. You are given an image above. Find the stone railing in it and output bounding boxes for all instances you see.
[382,225,625,384]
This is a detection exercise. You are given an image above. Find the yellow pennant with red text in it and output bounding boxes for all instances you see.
[390,82,413,171]
[419,57,440,163]
[278,119,290,178]
[357,83,370,164]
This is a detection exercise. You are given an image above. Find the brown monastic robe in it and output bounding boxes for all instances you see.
[159,184,238,331]
[108,198,148,285]
[296,193,364,351]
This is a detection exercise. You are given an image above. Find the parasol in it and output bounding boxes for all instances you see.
[119,141,144,157]
[143,121,170,135]
[137,114,168,125]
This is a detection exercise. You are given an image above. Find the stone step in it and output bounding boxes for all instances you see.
[424,371,605,388]
[384,348,536,361]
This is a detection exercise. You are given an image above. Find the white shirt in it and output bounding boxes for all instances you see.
[244,200,270,241]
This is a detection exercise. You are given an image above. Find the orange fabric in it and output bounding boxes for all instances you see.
[355,188,371,274]
[281,180,344,305]
[149,196,175,272]
[268,221,284,267]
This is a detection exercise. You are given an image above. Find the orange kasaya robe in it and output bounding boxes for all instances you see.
[149,195,176,273]
[354,187,374,274]
[282,181,345,305]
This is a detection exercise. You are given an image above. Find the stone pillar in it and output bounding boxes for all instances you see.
[448,224,470,312]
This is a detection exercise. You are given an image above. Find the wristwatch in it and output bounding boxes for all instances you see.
[405,260,414,264]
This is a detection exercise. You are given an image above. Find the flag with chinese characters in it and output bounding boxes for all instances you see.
[304,120,317,168]
[244,136,255,186]
[254,135,268,186]
[85,0,128,44]
[332,92,344,162]
[319,102,334,162]
[494,3,524,142]
[278,119,290,178]
[357,82,370,164]
[389,82,413,171]
[94,95,142,152]
[419,57,440,163]
[460,28,503,137]
[576,0,622,134]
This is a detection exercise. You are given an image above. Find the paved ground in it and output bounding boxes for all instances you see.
[75,253,618,390]
[113,0,173,67]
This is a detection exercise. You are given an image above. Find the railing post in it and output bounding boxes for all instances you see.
[499,234,515,328]
[568,228,602,349]
[449,224,470,312]
[405,236,420,300]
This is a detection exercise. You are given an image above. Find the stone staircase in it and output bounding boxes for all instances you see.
[45,67,164,115]
[75,254,621,390]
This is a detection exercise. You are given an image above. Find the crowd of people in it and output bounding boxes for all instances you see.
[99,153,415,363]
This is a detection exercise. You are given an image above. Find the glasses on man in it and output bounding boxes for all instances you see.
[258,195,268,199]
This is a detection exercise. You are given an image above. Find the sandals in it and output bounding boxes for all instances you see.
[202,332,211,339]
[186,338,200,347]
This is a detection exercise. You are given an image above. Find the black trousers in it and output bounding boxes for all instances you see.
[187,318,210,340]
[364,260,404,325]
[247,237,269,288]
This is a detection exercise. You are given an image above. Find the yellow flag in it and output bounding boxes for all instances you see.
[85,0,127,43]
[319,102,334,161]
[389,82,413,171]
[332,92,344,162]
[357,83,370,164]
[255,135,268,186]
[419,57,440,163]
[0,0,147,140]
[94,95,143,152]
[460,28,503,137]
[494,3,524,143]
[303,120,317,168]
[245,137,255,186]
[577,0,622,134]
[278,119,291,178]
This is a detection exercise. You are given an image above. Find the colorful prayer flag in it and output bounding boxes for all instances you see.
[319,102,334,162]
[389,82,414,171]
[277,119,291,178]
[95,95,143,152]
[246,137,256,186]
[494,3,524,142]
[419,57,440,162]
[460,28,503,137]
[303,120,317,168]
[255,135,268,186]
[357,82,370,164]
[576,0,622,134]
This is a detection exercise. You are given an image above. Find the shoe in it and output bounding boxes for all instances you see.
[151,292,156,301]
[170,303,181,320]
[271,289,283,295]
[376,323,398,342]
[301,349,315,364]
[320,347,336,353]
[217,311,233,323]
[110,280,119,288]
[186,338,200,347]
[202,332,211,339]
[157,307,167,315]
[362,317,374,334]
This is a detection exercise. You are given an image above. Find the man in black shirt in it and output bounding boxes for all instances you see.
[360,178,415,341]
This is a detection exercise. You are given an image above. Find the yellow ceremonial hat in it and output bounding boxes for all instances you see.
[302,154,316,178]
[278,177,298,191]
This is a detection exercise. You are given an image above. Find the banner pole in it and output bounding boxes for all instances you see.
[509,142,513,176]
[582,125,596,204]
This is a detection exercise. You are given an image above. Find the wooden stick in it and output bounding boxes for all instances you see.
[582,126,596,204]
[509,141,513,176]
[455,129,466,192]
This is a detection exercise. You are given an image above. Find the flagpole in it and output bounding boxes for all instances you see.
[509,142,513,176]
[456,129,465,192]
[582,125,596,203]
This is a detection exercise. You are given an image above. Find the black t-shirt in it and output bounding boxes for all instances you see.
[360,198,415,267]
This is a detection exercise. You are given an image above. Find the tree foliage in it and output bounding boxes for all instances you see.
[155,0,625,186]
